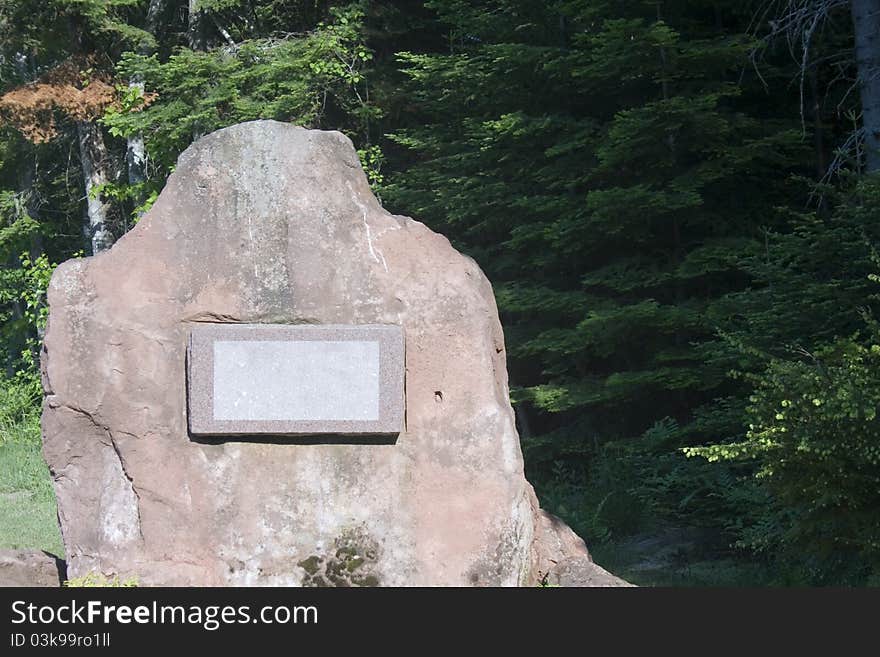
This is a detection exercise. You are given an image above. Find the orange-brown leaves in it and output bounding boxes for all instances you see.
[0,57,152,143]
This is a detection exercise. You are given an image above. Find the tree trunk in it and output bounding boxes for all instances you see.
[13,53,42,257]
[188,0,206,51]
[851,0,880,172]
[126,0,164,216]
[126,106,147,190]
[18,153,43,260]
[188,0,206,140]
[77,121,115,254]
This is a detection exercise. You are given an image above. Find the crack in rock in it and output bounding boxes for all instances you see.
[61,404,145,546]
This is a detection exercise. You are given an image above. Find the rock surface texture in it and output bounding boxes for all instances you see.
[0,549,65,587]
[41,120,625,586]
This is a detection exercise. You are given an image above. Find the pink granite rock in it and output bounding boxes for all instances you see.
[41,120,625,586]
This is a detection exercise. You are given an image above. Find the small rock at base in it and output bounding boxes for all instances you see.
[0,549,65,587]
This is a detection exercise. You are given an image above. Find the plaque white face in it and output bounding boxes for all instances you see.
[212,340,380,422]
[187,324,405,437]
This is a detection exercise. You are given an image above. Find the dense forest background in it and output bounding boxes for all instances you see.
[1,0,879,585]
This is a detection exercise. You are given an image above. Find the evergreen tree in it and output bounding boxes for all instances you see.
[382,0,806,547]
[105,2,378,191]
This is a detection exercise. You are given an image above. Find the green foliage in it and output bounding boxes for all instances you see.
[357,144,385,189]
[91,180,156,222]
[19,252,53,334]
[16,251,58,382]
[104,3,378,180]
[64,573,138,587]
[0,192,39,250]
[688,333,880,584]
[0,192,59,381]
[55,0,154,49]
[682,176,880,583]
[0,375,40,441]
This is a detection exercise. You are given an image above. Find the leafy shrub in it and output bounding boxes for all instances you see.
[687,333,880,583]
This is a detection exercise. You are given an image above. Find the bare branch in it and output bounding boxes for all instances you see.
[750,1,850,133]
[810,125,866,204]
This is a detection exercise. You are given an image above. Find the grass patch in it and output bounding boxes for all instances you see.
[0,377,63,557]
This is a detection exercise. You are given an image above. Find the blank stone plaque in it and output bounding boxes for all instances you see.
[187,324,404,436]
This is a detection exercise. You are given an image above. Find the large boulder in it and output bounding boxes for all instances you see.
[41,120,623,586]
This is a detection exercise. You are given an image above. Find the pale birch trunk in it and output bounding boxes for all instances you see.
[126,0,164,215]
[188,0,206,140]
[851,0,880,172]
[77,121,115,254]
[126,102,147,190]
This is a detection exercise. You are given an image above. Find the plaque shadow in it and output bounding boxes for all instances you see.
[188,432,400,446]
